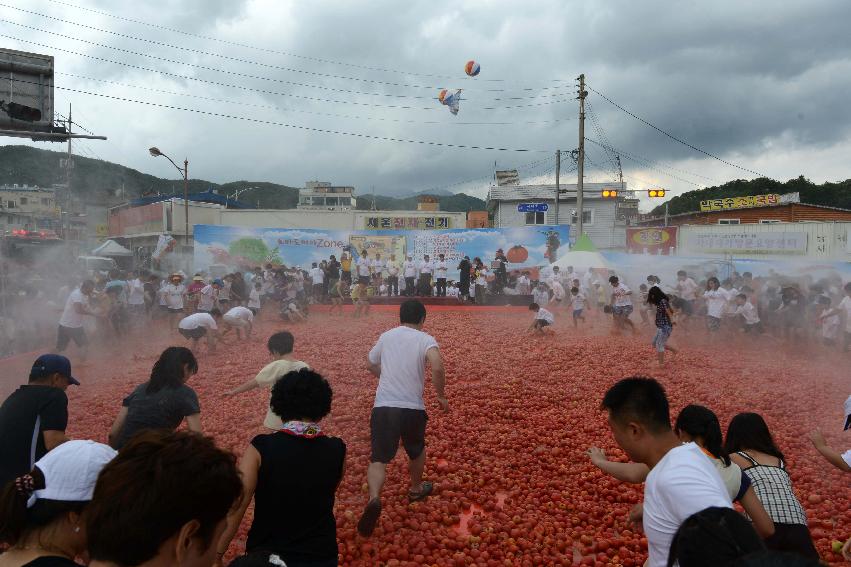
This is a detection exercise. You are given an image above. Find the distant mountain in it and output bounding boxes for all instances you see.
[0,145,486,212]
[651,175,851,216]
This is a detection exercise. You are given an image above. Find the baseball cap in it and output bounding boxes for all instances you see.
[212,278,224,286]
[28,440,117,508]
[30,354,80,386]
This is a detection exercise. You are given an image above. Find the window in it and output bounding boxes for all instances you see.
[759,219,780,224]
[525,211,546,225]
[570,210,594,226]
[19,197,27,205]
[6,200,15,208]
[718,218,740,225]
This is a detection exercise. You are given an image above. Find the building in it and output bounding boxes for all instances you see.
[466,211,490,228]
[297,181,356,211]
[487,182,639,249]
[637,192,851,226]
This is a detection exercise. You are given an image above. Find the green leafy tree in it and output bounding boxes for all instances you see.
[228,238,279,264]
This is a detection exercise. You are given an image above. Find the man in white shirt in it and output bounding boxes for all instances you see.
[178,311,220,353]
[356,251,371,285]
[601,377,731,567]
[358,300,447,538]
[371,254,385,288]
[418,255,434,296]
[609,275,637,333]
[309,262,325,303]
[221,305,254,341]
[127,271,146,319]
[402,255,417,296]
[532,282,550,306]
[386,254,400,296]
[434,253,449,297]
[56,280,95,359]
[196,279,222,313]
[163,274,188,327]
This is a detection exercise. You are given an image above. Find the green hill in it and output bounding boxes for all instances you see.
[651,176,851,216]
[0,145,486,212]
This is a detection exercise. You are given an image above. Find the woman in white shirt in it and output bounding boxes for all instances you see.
[703,277,729,335]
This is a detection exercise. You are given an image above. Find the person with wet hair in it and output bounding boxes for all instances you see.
[666,506,765,567]
[85,431,242,567]
[0,440,116,566]
[108,347,201,449]
[647,286,678,366]
[217,369,345,567]
[726,413,819,560]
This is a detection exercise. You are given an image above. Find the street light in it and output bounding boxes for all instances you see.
[149,147,189,246]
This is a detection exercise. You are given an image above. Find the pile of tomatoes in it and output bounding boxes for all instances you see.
[65,306,850,566]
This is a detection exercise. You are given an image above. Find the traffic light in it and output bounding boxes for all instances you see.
[601,189,618,198]
[0,100,42,122]
[648,189,666,198]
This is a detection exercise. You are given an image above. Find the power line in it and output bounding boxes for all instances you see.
[412,155,557,195]
[584,137,712,188]
[0,15,575,100]
[21,79,555,153]
[41,0,575,87]
[56,71,573,127]
[587,84,768,178]
[0,34,578,113]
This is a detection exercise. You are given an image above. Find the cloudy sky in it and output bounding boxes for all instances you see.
[4,0,851,209]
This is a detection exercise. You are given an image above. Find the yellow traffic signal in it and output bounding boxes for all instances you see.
[648,189,666,198]
[602,189,618,198]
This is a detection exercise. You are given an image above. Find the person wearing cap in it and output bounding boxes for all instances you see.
[108,347,202,450]
[0,439,116,566]
[186,274,206,313]
[55,279,95,359]
[178,310,221,353]
[807,394,851,473]
[197,278,222,314]
[0,354,78,488]
[163,273,188,328]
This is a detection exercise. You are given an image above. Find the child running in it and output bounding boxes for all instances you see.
[728,293,763,334]
[647,285,677,365]
[224,332,309,430]
[570,287,586,328]
[608,276,636,334]
[528,302,555,335]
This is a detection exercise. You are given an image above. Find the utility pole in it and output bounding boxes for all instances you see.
[64,104,72,241]
[576,74,587,239]
[616,155,624,193]
[664,202,669,227]
[554,150,560,224]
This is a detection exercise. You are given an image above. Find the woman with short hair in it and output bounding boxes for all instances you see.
[108,347,201,449]
[217,369,345,567]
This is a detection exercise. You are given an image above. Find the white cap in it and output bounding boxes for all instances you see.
[29,440,117,508]
[844,395,851,430]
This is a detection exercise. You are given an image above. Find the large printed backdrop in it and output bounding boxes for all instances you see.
[193,224,570,279]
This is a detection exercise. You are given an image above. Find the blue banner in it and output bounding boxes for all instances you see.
[193,224,569,280]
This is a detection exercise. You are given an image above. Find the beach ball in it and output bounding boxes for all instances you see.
[438,89,448,103]
[465,60,481,77]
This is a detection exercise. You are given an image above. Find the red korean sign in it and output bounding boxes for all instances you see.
[626,227,678,255]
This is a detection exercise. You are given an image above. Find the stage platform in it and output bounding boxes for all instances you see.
[335,295,533,306]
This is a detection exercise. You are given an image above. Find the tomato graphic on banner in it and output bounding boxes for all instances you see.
[626,227,678,255]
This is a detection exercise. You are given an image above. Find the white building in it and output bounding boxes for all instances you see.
[487,182,639,249]
[297,181,356,210]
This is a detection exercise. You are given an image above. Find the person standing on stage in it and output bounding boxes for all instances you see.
[457,256,471,302]
[435,254,449,297]
[418,255,434,297]
[386,254,400,297]
[403,254,417,296]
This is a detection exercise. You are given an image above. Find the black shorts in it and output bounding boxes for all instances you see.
[56,325,87,351]
[179,327,207,340]
[370,407,428,464]
[167,307,184,314]
[533,319,550,328]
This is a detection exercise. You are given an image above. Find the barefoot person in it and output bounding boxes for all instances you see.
[221,305,254,341]
[647,286,678,365]
[357,299,448,537]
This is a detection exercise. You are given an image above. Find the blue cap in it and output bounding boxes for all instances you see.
[30,354,80,386]
[212,278,224,286]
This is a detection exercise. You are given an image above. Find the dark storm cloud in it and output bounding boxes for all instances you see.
[6,0,851,197]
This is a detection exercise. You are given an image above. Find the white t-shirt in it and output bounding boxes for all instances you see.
[403,260,417,278]
[368,326,439,410]
[379,284,388,296]
[387,260,400,276]
[821,308,841,340]
[223,306,254,325]
[532,287,549,306]
[254,359,310,429]
[435,261,448,278]
[551,281,566,301]
[475,268,489,286]
[164,283,186,309]
[676,278,699,301]
[842,449,851,468]
[839,296,851,333]
[643,443,732,567]
[356,258,371,276]
[178,312,218,331]
[59,289,88,328]
[733,301,760,325]
[310,267,324,285]
[419,260,433,274]
[248,289,261,309]
[612,283,632,307]
[197,285,217,311]
[704,289,730,318]
[534,307,555,324]
[371,259,385,274]
[128,278,145,305]
[571,293,587,311]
